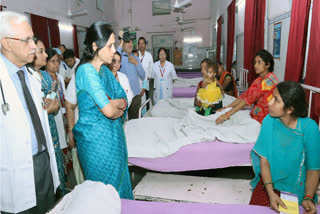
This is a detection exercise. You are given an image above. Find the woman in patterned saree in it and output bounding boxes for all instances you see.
[216,49,278,124]
[73,21,133,199]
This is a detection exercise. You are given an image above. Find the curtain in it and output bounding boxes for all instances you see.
[216,16,222,62]
[243,0,266,86]
[48,19,61,48]
[226,0,236,71]
[284,0,311,82]
[30,14,50,48]
[305,0,320,122]
[73,24,80,58]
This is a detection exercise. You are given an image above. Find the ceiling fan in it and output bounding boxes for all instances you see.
[176,11,196,25]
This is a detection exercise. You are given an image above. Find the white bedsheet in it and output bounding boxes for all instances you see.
[173,77,203,87]
[150,95,236,118]
[48,180,121,214]
[125,108,260,158]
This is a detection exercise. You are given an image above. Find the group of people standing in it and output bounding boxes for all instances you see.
[0,10,178,213]
[1,10,319,214]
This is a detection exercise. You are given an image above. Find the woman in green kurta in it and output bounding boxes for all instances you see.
[250,81,320,213]
[73,21,133,199]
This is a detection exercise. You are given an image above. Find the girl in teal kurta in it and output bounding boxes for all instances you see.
[72,21,133,199]
[250,81,320,213]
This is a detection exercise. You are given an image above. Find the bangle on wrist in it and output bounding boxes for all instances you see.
[303,195,314,201]
[122,98,127,108]
[263,181,273,190]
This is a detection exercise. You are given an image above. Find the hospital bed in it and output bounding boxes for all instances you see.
[132,83,320,172]
[172,77,202,98]
[173,71,203,98]
[131,95,257,172]
[50,181,320,214]
[122,199,320,214]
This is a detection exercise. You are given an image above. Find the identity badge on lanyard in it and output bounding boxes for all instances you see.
[159,65,166,82]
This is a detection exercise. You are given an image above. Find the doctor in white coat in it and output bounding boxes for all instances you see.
[151,47,177,104]
[0,11,59,214]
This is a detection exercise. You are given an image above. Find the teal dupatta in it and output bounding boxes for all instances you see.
[250,115,320,204]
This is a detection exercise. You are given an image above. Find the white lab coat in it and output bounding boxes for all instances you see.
[0,58,60,213]
[138,51,154,104]
[118,72,134,107]
[151,60,177,104]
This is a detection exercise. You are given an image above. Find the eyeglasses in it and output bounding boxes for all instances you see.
[5,36,37,44]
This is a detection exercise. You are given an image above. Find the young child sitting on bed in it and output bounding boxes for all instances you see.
[195,62,223,116]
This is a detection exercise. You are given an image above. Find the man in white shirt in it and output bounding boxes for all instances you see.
[138,37,154,105]
[0,11,59,214]
[62,49,80,87]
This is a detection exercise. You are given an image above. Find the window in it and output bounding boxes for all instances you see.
[152,0,171,16]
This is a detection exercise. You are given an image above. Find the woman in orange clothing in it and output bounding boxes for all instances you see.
[216,61,238,97]
[216,49,278,124]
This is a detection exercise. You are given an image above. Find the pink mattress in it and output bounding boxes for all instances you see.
[121,199,320,214]
[128,140,254,172]
[177,72,203,79]
[173,86,197,97]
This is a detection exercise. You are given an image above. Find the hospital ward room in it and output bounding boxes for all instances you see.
[2,0,320,213]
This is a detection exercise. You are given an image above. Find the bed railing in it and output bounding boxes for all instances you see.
[237,68,249,96]
[138,98,153,118]
[301,83,320,129]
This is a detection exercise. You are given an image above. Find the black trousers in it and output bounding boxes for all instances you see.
[2,150,55,214]
[128,95,142,120]
[149,78,154,105]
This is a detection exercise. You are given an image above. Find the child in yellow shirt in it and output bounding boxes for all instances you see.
[196,62,223,116]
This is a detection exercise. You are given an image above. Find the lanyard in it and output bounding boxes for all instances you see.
[159,64,166,78]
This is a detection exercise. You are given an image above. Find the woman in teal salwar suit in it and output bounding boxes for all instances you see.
[249,81,320,214]
[73,21,133,199]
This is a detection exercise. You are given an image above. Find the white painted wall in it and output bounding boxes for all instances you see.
[267,0,292,82]
[236,0,245,73]
[1,0,115,51]
[211,0,293,82]
[211,0,233,64]
[113,0,212,49]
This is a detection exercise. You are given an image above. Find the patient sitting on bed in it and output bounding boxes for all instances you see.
[195,62,223,116]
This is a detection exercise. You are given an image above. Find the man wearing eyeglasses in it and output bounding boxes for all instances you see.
[0,11,59,214]
[117,31,145,119]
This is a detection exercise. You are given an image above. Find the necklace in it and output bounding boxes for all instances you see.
[279,118,303,136]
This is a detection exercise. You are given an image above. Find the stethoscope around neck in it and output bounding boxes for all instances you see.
[0,79,9,115]
[1,66,34,116]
